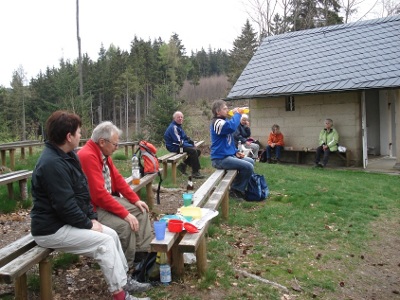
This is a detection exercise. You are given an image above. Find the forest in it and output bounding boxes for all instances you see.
[1,0,398,144]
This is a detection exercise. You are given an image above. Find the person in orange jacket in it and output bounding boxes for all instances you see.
[266,124,284,163]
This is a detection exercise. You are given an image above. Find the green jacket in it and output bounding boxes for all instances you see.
[319,128,339,151]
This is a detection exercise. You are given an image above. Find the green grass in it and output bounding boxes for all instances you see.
[1,146,399,299]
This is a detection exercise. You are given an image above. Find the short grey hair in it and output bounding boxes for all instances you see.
[241,114,249,120]
[173,111,183,119]
[325,118,333,125]
[211,99,226,117]
[91,121,122,142]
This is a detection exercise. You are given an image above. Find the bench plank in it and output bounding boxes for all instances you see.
[0,234,36,267]
[157,153,176,179]
[0,170,32,201]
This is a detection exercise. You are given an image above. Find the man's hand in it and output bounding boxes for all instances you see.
[91,219,103,232]
[135,200,149,213]
[124,213,140,231]
[236,152,245,159]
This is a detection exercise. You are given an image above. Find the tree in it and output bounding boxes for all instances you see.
[228,20,258,85]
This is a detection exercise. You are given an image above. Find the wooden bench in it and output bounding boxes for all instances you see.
[118,141,139,157]
[160,140,205,185]
[125,169,162,211]
[0,141,44,170]
[0,170,33,200]
[150,169,237,278]
[283,147,352,167]
[0,234,53,300]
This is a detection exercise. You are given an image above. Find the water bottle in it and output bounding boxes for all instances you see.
[238,140,243,153]
[159,252,171,285]
[186,175,194,192]
[131,154,140,185]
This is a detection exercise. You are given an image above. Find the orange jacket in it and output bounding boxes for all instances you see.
[267,132,284,146]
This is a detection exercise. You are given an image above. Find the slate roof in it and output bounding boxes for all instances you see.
[227,15,400,100]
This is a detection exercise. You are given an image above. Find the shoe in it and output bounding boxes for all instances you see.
[314,163,324,168]
[276,158,282,164]
[124,278,152,293]
[124,291,150,300]
[192,171,205,179]
[229,189,245,200]
[177,163,187,175]
[267,158,272,164]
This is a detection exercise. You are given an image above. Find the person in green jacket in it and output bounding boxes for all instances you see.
[315,118,339,167]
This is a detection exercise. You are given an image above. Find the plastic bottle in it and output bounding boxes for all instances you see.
[186,175,194,192]
[147,252,161,282]
[159,252,171,285]
[238,140,243,153]
[179,140,183,154]
[228,107,250,116]
[131,154,140,185]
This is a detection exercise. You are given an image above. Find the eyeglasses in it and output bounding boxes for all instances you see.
[103,139,119,147]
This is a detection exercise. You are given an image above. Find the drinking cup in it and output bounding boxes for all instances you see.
[154,221,166,240]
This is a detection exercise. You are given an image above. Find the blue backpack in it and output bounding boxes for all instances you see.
[245,173,269,201]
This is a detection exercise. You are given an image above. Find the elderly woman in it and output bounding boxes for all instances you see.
[233,114,260,159]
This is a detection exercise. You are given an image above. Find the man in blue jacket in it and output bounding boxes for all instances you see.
[164,111,204,179]
[210,100,254,199]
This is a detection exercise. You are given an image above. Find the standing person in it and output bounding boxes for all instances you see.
[30,111,150,300]
[164,111,204,179]
[233,114,260,159]
[315,118,339,168]
[266,124,285,163]
[78,121,153,272]
[210,100,255,199]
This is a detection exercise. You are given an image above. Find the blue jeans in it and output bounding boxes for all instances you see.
[212,156,254,193]
[266,145,283,159]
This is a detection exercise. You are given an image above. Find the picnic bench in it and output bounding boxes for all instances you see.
[0,141,44,170]
[0,234,53,300]
[158,140,204,185]
[282,146,352,167]
[125,169,162,211]
[150,169,237,278]
[0,170,33,200]
[118,141,139,157]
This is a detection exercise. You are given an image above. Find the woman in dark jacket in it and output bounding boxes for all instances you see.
[30,111,150,300]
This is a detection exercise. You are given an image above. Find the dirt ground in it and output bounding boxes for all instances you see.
[1,185,399,300]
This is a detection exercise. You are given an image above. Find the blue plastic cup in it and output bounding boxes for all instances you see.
[154,221,167,240]
[182,193,193,207]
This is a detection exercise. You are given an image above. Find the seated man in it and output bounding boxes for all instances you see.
[31,111,150,300]
[78,121,153,272]
[315,118,339,167]
[164,111,204,179]
[233,114,260,159]
[210,100,254,199]
[266,124,284,163]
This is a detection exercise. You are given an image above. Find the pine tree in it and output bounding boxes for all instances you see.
[228,19,258,85]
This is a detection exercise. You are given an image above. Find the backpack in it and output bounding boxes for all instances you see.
[259,150,267,163]
[245,173,269,201]
[131,252,159,283]
[135,140,163,204]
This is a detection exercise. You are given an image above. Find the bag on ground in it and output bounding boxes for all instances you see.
[245,173,269,201]
[135,140,163,204]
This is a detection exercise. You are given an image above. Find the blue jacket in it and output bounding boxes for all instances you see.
[164,121,193,152]
[210,113,241,159]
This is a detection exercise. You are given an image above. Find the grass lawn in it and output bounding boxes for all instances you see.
[1,147,399,299]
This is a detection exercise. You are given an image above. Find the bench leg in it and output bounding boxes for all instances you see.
[10,149,16,170]
[196,236,207,277]
[145,182,154,211]
[1,149,5,166]
[39,258,53,300]
[124,146,129,158]
[7,183,15,200]
[15,273,28,300]
[21,147,25,160]
[171,237,184,279]
[19,179,28,201]
[171,163,177,185]
[29,146,33,156]
[222,191,229,220]
[162,162,168,179]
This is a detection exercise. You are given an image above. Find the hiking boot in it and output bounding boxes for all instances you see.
[276,158,282,164]
[124,278,152,293]
[124,291,150,300]
[177,163,187,175]
[192,171,205,179]
[314,162,324,168]
[229,189,245,200]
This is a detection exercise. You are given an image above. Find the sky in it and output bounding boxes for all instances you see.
[0,0,381,88]
[0,0,249,88]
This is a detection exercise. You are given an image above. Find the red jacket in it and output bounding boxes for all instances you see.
[78,139,140,219]
[267,132,284,146]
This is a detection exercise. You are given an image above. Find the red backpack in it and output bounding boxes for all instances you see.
[135,140,162,204]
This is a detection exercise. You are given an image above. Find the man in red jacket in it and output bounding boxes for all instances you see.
[78,121,152,271]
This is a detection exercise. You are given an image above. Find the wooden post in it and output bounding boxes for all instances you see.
[29,146,33,156]
[124,146,129,157]
[14,273,28,300]
[171,162,177,185]
[19,179,28,201]
[171,237,184,279]
[21,147,25,160]
[145,182,154,211]
[1,150,5,166]
[39,258,53,300]
[196,237,207,277]
[7,183,14,200]
[162,161,168,179]
[10,149,16,170]
[221,191,229,220]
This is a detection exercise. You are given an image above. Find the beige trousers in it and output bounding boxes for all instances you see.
[97,197,153,267]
